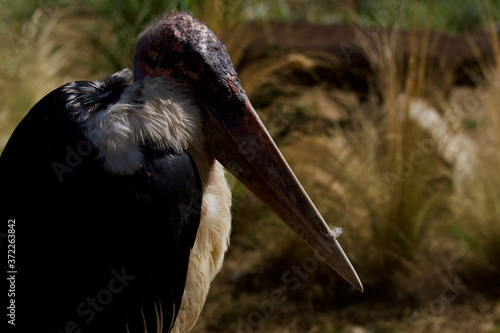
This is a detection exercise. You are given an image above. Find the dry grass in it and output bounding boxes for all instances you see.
[451,33,500,273]
[195,2,500,332]
[0,6,107,150]
[2,1,500,332]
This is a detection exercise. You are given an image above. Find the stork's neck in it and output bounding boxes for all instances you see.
[70,74,204,176]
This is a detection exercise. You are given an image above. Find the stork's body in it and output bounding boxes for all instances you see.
[0,68,230,332]
[0,12,362,332]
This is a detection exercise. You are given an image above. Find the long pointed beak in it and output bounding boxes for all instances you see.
[204,96,363,292]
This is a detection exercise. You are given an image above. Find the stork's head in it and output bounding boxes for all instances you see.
[133,12,363,292]
[134,13,244,105]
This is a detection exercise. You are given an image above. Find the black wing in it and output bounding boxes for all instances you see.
[0,69,201,332]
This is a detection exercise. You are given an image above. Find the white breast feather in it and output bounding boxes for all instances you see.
[171,161,232,333]
[77,75,232,332]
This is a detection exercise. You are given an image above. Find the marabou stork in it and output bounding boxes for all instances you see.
[0,12,362,333]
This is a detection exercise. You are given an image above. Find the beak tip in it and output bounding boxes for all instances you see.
[323,237,364,293]
[354,279,364,293]
[208,97,365,294]
[342,267,364,293]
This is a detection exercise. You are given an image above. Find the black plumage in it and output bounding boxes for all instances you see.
[0,69,201,332]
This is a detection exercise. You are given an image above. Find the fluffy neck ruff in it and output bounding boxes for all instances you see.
[67,75,205,175]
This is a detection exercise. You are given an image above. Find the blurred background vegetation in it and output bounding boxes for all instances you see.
[1,0,500,332]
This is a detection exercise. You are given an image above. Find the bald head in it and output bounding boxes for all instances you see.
[133,12,237,86]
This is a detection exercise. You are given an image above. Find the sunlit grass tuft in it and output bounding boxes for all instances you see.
[0,6,96,150]
[451,20,500,273]
[263,14,456,298]
[2,0,500,331]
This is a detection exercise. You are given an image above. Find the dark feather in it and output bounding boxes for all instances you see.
[0,70,201,332]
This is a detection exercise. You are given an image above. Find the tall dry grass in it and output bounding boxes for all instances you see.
[246,14,457,295]
[0,7,96,150]
[1,0,500,331]
[200,7,500,333]
[450,3,500,273]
